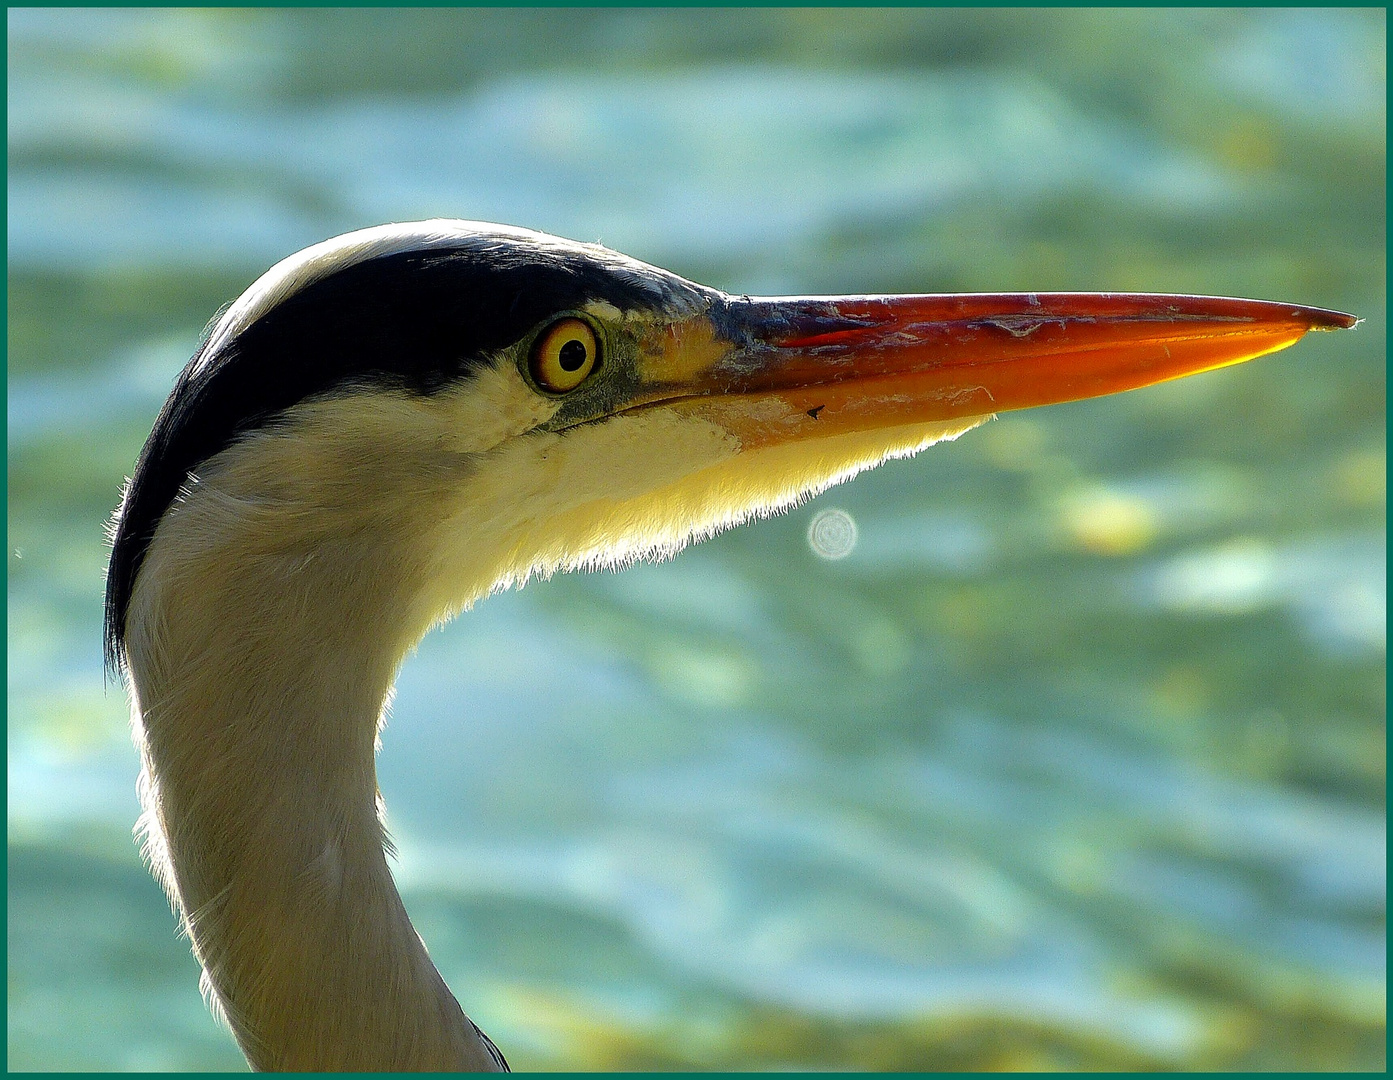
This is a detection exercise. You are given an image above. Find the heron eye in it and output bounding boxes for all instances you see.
[530,318,599,393]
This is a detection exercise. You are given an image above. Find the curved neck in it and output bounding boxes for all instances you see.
[125,492,504,1071]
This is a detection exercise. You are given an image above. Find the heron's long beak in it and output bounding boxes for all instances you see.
[645,293,1356,447]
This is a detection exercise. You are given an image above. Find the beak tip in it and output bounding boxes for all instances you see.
[1300,305,1360,331]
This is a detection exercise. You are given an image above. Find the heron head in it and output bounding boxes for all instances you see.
[106,220,1354,670]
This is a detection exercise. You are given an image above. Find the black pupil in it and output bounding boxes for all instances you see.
[558,338,588,372]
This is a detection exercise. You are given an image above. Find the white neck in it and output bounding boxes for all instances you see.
[124,464,505,1071]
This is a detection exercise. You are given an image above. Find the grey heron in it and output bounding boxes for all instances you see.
[104,220,1355,1071]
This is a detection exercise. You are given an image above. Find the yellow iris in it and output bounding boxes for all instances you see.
[530,317,599,392]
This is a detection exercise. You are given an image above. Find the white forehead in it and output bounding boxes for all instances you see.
[201,220,617,362]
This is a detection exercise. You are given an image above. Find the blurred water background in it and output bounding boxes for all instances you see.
[7,8,1385,1071]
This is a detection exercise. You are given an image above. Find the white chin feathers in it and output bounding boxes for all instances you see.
[469,410,990,601]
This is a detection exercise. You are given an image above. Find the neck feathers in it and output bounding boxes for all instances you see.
[122,392,510,1071]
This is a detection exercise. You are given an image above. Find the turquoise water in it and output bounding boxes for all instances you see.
[8,8,1385,1070]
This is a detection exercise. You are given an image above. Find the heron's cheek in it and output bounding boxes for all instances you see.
[432,361,562,454]
[516,410,742,530]
[428,409,740,599]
